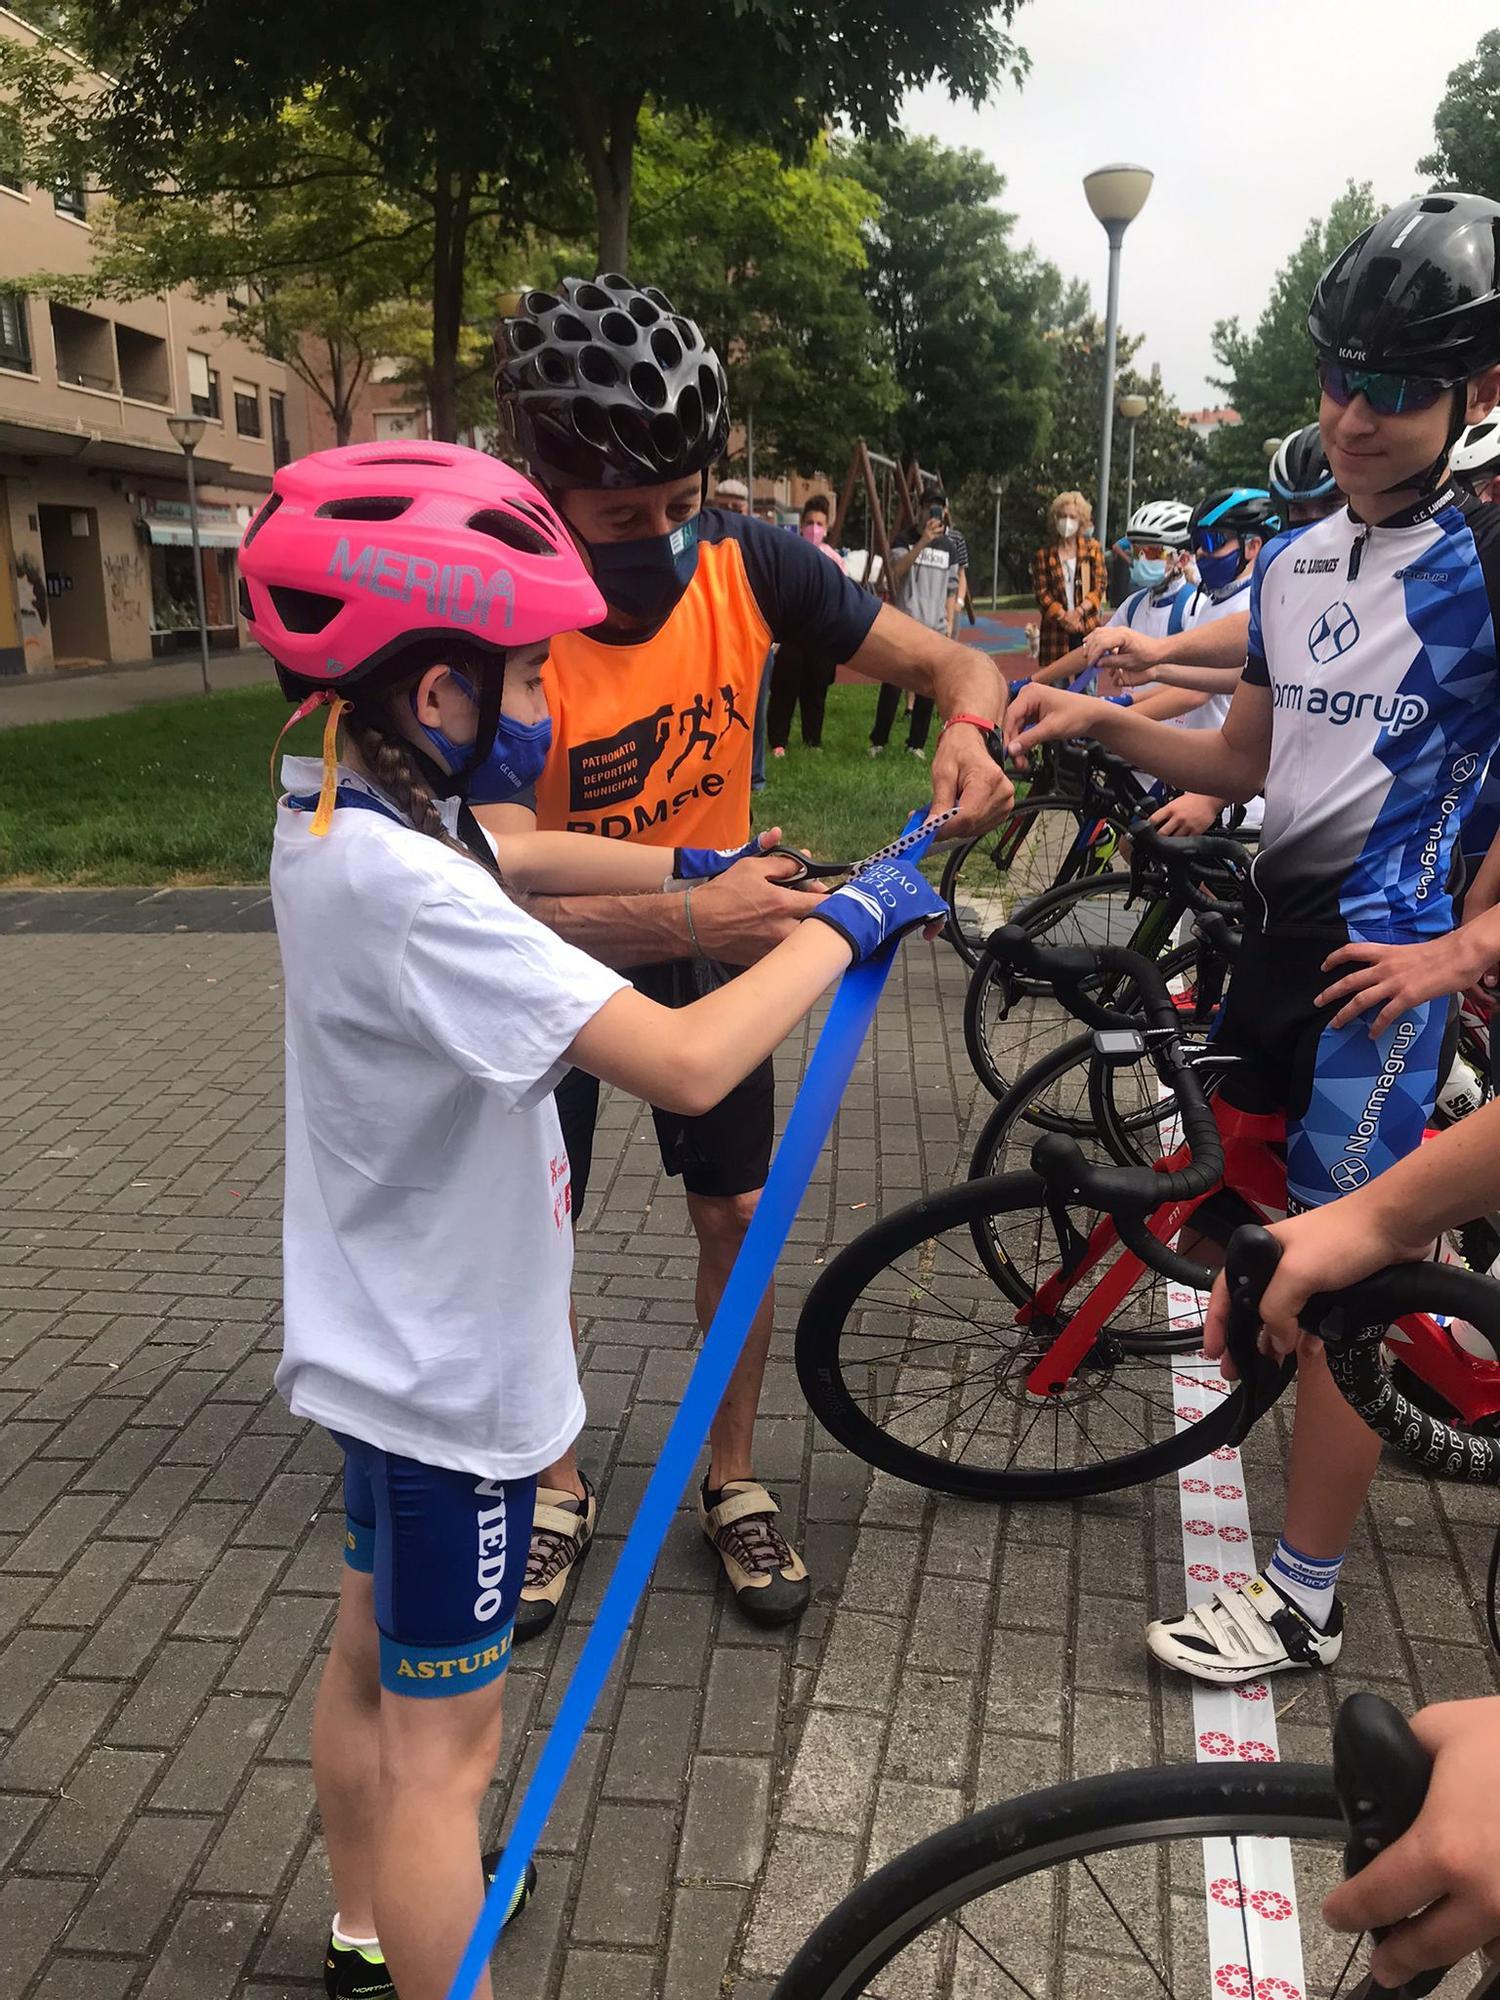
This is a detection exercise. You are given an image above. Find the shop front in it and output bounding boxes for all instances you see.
[138,497,251,655]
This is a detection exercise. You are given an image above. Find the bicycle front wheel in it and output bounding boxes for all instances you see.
[795,1171,1261,1499]
[773,1760,1362,2000]
[964,872,1183,1101]
[940,803,1099,967]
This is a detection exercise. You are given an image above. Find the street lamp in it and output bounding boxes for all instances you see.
[1084,163,1153,549]
[988,474,1003,611]
[166,411,212,696]
[1263,435,1282,462]
[1119,392,1148,527]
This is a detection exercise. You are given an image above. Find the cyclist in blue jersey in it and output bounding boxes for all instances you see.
[1095,440,1345,752]
[1006,191,1500,1685]
[1109,488,1277,835]
[1075,433,1341,695]
[1097,498,1197,653]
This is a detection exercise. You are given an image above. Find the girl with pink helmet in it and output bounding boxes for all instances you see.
[241,440,944,2000]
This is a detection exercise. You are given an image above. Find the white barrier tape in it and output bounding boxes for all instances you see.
[1168,1276,1309,2000]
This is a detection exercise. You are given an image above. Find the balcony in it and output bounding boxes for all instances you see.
[115,322,170,405]
[49,301,117,394]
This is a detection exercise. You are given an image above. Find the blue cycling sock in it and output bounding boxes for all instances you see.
[1266,1539,1343,1629]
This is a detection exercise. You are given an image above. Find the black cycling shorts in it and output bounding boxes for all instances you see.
[1211,929,1451,1210]
[556,956,775,1215]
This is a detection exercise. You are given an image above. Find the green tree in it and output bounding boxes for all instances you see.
[22,101,457,446]
[848,133,1059,488]
[1419,29,1500,198]
[990,315,1205,592]
[1206,181,1380,487]
[0,30,552,440]
[614,114,898,474]
[15,0,1031,438]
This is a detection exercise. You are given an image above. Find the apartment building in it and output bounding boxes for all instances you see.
[0,7,303,673]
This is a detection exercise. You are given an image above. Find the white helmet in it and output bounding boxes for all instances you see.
[1451,414,1500,478]
[1126,498,1192,548]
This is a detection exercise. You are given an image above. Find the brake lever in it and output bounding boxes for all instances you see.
[1221,1226,1298,1436]
[1334,1693,1443,2000]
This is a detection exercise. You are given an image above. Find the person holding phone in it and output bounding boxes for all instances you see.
[869,500,963,759]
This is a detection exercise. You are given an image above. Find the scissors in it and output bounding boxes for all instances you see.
[762,804,964,886]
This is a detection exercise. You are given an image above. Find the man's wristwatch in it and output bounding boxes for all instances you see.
[940,712,1006,765]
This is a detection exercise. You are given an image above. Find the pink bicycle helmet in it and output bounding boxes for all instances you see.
[240,440,604,694]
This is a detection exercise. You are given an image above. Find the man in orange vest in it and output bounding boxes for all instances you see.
[484,274,1010,1635]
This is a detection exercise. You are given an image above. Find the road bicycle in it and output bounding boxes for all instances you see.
[773,1691,1495,1999]
[940,741,1145,966]
[962,804,1250,1103]
[796,932,1500,1501]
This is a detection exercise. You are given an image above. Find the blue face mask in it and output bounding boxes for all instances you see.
[583,516,700,625]
[1194,545,1244,591]
[1130,557,1167,589]
[412,670,554,805]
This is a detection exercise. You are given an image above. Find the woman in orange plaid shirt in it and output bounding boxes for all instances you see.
[1030,489,1107,670]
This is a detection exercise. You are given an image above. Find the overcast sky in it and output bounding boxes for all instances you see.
[903,0,1495,409]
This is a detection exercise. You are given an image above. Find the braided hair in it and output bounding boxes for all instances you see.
[340,642,505,882]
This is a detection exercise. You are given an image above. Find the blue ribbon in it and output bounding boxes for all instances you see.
[444,810,935,2000]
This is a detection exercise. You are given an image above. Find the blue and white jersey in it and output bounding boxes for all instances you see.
[1170,573,1253,736]
[1244,489,1500,942]
[1110,576,1198,641]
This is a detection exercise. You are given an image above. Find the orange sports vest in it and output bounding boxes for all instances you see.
[534,537,768,849]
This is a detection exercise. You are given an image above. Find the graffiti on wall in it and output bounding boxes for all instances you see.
[102,549,144,621]
[15,554,47,661]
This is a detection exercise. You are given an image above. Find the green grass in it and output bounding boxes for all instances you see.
[0,677,946,886]
[751,681,940,866]
[0,683,312,885]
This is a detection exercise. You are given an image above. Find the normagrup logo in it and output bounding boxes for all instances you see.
[327,537,514,630]
[1272,682,1429,735]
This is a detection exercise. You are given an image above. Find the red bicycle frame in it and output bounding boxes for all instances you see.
[1015,1098,1500,1423]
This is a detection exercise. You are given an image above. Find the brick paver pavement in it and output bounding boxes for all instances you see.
[2,901,1496,1999]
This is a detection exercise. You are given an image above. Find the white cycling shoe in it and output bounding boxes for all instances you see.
[1146,1573,1344,1685]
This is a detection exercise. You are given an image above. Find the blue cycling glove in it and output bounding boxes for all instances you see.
[674,837,765,880]
[809,857,946,965]
[1104,692,1134,707]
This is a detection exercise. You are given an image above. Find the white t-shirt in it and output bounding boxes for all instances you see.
[270,757,628,1479]
[1061,551,1078,611]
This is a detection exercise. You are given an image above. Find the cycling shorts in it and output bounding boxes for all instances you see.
[1210,930,1449,1210]
[556,956,774,1215]
[336,1432,536,1699]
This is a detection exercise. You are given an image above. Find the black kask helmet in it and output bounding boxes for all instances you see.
[495,273,730,491]
[1307,192,1500,381]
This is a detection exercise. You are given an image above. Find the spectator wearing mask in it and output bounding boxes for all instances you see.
[1031,491,1106,670]
[714,478,749,516]
[869,499,961,760]
[767,495,846,756]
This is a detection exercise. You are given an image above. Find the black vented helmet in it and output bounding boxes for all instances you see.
[1189,487,1281,544]
[1269,423,1337,505]
[495,273,730,490]
[1308,193,1500,380]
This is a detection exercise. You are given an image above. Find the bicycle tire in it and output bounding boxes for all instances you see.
[963,872,1187,1102]
[772,1760,1344,2000]
[940,800,1105,968]
[795,1171,1270,1500]
[967,1028,1225,1182]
